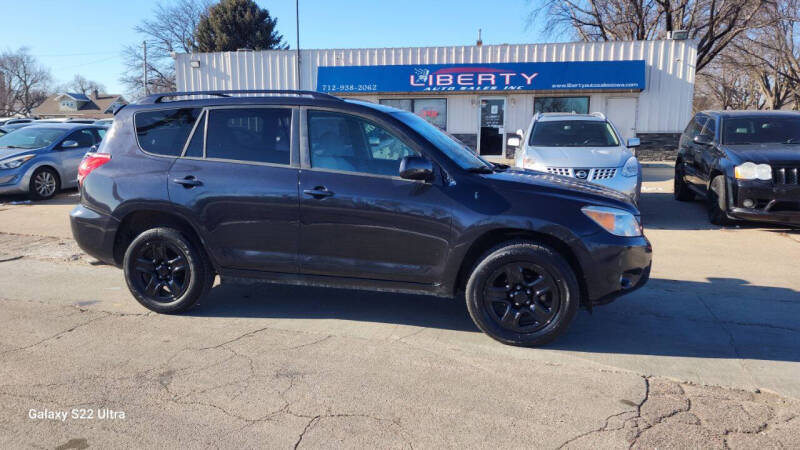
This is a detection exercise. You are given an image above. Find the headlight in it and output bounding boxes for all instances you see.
[734,162,771,180]
[0,154,35,169]
[582,206,642,237]
[621,156,639,177]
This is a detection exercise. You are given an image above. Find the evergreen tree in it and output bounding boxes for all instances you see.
[194,0,287,52]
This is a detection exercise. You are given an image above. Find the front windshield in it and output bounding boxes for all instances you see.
[0,127,64,149]
[529,120,620,147]
[391,111,492,170]
[722,116,800,145]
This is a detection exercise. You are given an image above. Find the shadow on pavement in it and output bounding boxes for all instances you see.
[0,189,79,206]
[189,276,800,362]
[190,282,478,332]
[639,191,797,232]
[555,276,800,362]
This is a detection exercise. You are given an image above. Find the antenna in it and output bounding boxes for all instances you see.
[476,29,483,47]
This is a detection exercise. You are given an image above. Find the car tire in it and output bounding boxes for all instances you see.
[708,175,732,226]
[28,167,60,200]
[123,227,214,314]
[465,241,580,347]
[673,165,694,201]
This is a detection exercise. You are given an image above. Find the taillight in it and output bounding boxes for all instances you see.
[77,153,111,185]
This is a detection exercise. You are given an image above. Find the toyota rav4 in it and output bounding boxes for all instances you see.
[70,90,652,346]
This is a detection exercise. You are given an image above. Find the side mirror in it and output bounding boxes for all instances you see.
[61,140,79,149]
[507,134,522,148]
[399,155,434,181]
[693,134,713,146]
[626,137,641,148]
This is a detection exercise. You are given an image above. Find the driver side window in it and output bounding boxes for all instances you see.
[62,129,96,148]
[308,110,419,177]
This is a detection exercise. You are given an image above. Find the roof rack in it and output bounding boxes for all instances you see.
[136,90,342,104]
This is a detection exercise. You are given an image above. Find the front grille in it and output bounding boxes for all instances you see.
[546,167,572,176]
[773,167,799,185]
[591,168,617,180]
[545,167,617,180]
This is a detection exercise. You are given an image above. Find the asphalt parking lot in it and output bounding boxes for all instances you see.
[1,163,799,449]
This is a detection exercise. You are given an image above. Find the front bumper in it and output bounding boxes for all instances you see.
[70,204,120,265]
[729,180,800,226]
[0,171,27,195]
[577,234,652,306]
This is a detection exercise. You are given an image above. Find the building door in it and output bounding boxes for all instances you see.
[478,97,506,157]
[606,97,638,144]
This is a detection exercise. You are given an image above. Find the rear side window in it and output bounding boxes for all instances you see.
[205,108,291,164]
[135,108,202,156]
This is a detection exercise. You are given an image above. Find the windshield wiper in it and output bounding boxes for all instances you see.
[466,165,494,174]
[492,162,510,171]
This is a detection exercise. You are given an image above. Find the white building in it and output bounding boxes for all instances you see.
[175,39,696,158]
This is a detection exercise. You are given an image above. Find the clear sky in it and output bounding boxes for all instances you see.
[2,0,553,96]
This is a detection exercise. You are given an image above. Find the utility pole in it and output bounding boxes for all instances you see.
[143,41,148,96]
[295,0,301,90]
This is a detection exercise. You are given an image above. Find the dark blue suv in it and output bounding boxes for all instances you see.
[70,90,651,346]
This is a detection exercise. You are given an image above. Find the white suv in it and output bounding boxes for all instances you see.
[512,112,642,202]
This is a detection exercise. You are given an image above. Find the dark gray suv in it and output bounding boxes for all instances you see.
[71,90,651,346]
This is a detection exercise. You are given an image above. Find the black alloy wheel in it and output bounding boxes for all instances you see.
[465,241,579,347]
[707,175,732,226]
[123,227,214,313]
[131,240,190,302]
[482,262,560,333]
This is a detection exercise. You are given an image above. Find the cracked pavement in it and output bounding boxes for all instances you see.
[1,164,800,449]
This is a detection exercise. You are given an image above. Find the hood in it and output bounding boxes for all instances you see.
[0,147,45,161]
[524,145,628,168]
[723,144,800,165]
[485,167,636,209]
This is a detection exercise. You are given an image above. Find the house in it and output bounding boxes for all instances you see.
[33,90,127,119]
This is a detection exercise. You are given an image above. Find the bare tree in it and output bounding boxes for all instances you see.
[529,0,773,71]
[60,74,107,96]
[120,0,211,99]
[0,47,52,116]
[731,0,800,109]
[695,56,765,110]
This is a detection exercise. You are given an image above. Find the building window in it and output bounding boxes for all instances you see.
[59,100,76,111]
[534,96,589,114]
[379,98,447,130]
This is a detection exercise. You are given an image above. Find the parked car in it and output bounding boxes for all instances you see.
[0,123,107,200]
[0,118,34,126]
[675,110,800,226]
[35,118,70,123]
[70,90,651,347]
[512,113,642,203]
[0,122,34,133]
